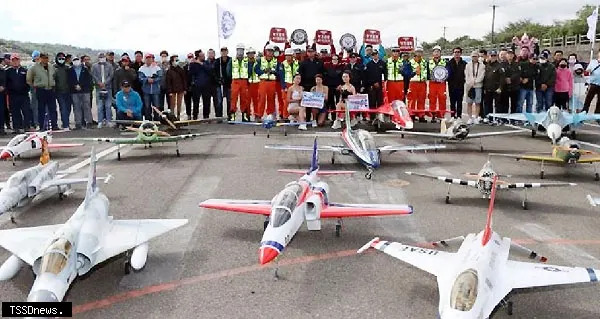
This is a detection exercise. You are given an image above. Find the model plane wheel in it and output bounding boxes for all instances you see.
[522,201,528,210]
[176,149,181,157]
[12,162,16,166]
[335,224,342,237]
[59,193,65,200]
[400,133,404,138]
[253,131,256,136]
[540,171,544,179]
[595,173,599,181]
[365,171,372,179]
[531,130,536,137]
[267,133,270,138]
[263,217,269,230]
[284,131,287,136]
[10,216,15,224]
[480,145,484,152]
[331,157,335,164]
[117,152,121,161]
[506,301,513,316]
[124,260,131,275]
[445,195,450,204]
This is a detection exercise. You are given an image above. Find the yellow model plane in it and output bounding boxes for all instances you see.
[490,137,600,181]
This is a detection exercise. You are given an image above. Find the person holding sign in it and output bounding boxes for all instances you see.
[310,74,329,127]
[359,44,385,66]
[331,71,357,129]
[287,74,307,130]
[408,46,428,121]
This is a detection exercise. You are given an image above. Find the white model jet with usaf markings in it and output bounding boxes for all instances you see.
[405,160,575,209]
[0,147,187,303]
[0,130,83,165]
[200,139,413,277]
[358,176,599,319]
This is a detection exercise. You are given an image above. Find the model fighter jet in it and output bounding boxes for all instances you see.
[0,148,187,303]
[406,160,575,209]
[200,138,413,277]
[77,121,212,160]
[227,114,312,138]
[0,130,83,165]
[358,176,599,319]
[265,107,445,179]
[490,137,600,181]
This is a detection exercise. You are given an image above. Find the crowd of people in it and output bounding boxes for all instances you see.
[0,42,598,135]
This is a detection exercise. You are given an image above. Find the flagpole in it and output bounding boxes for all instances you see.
[591,5,598,63]
[216,3,223,118]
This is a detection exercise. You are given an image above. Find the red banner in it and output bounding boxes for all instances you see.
[269,27,287,43]
[315,30,333,45]
[397,37,415,51]
[363,29,381,45]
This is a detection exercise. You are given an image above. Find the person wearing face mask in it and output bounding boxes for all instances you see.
[26,52,58,130]
[68,56,93,130]
[91,52,115,128]
[386,47,407,103]
[165,55,187,119]
[183,53,195,120]
[571,64,586,112]
[53,52,72,130]
[554,58,572,110]
[27,50,40,129]
[583,50,600,114]
[535,52,555,112]
[500,49,520,115]
[482,50,503,121]
[447,47,467,120]
[112,56,137,101]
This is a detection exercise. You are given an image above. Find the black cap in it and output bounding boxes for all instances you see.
[489,50,498,56]
[121,80,131,87]
[540,52,549,59]
[39,52,49,58]
[160,50,169,56]
[3,53,11,60]
[350,52,358,58]
[365,44,373,49]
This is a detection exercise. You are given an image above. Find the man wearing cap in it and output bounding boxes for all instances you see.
[158,50,171,112]
[254,44,280,120]
[54,52,72,130]
[91,52,115,128]
[6,54,32,133]
[0,54,7,134]
[228,45,249,121]
[68,56,93,130]
[280,48,299,120]
[447,47,467,120]
[517,53,537,113]
[345,52,365,93]
[216,47,232,121]
[113,55,137,99]
[139,53,163,120]
[427,45,447,117]
[28,50,41,128]
[535,52,555,112]
[359,43,385,66]
[500,49,521,114]
[246,48,260,120]
[365,50,386,113]
[26,52,58,130]
[482,50,504,120]
[387,47,406,102]
[408,46,428,119]
[115,80,142,124]
[299,47,324,121]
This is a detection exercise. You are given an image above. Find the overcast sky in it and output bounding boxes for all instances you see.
[0,0,593,56]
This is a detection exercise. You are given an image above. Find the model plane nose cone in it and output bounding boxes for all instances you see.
[27,289,58,302]
[259,246,279,265]
[0,151,11,160]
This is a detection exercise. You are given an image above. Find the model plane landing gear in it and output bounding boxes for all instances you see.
[539,160,545,179]
[595,173,600,181]
[365,170,373,180]
[59,193,65,200]
[253,131,257,136]
[263,216,269,230]
[117,144,121,161]
[445,184,451,204]
[531,130,536,137]
[124,250,131,275]
[335,218,342,237]
[331,155,335,164]
[176,141,181,157]
[10,214,16,224]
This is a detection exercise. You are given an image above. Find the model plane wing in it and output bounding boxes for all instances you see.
[226,121,263,126]
[264,144,348,153]
[0,224,63,266]
[156,132,213,142]
[175,118,223,125]
[47,143,84,148]
[199,199,272,216]
[587,195,600,207]
[506,260,598,289]
[467,129,528,138]
[489,113,530,123]
[276,122,312,127]
[378,144,446,152]
[358,238,452,276]
[405,171,478,187]
[497,182,576,189]
[39,175,112,191]
[577,156,600,163]
[489,153,565,163]
[112,120,148,126]
[82,137,141,144]
[93,219,188,266]
[388,131,449,138]
[322,203,413,218]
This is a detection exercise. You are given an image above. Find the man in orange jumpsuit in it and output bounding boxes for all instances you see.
[246,48,260,120]
[427,45,447,118]
[386,46,406,102]
[254,44,280,121]
[230,43,250,121]
[408,46,428,121]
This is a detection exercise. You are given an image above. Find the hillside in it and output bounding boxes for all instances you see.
[0,38,105,60]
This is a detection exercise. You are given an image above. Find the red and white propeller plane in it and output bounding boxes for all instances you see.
[358,176,599,318]
[199,138,413,276]
[0,131,83,165]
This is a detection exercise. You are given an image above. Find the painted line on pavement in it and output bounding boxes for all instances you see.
[66,145,122,172]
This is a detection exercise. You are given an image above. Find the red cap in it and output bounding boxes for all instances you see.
[10,53,20,60]
[144,53,154,59]
[187,53,194,58]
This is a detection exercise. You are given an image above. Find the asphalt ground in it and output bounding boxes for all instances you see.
[0,119,599,319]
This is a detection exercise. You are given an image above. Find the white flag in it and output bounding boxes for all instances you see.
[587,7,598,41]
[217,4,236,40]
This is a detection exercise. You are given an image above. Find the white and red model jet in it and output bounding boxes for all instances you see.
[199,139,413,275]
[358,176,599,318]
[0,131,83,165]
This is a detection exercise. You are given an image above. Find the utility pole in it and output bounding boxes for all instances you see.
[443,26,447,40]
[491,4,498,44]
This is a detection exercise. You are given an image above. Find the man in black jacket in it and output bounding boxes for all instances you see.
[6,54,32,133]
[299,48,324,121]
[482,50,504,121]
[345,53,364,93]
[517,54,537,113]
[0,56,6,134]
[447,47,467,119]
[215,47,232,121]
[365,51,386,112]
[500,50,520,114]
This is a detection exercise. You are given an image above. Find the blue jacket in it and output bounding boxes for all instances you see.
[359,44,385,66]
[68,66,93,93]
[188,61,212,88]
[138,64,163,94]
[6,66,30,95]
[115,89,143,117]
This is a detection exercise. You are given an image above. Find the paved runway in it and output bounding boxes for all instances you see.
[0,121,599,319]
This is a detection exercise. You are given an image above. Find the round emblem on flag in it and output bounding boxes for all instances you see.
[339,33,357,50]
[291,29,308,45]
[220,11,236,39]
[432,65,449,82]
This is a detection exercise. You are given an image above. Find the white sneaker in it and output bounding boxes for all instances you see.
[476,117,482,124]
[311,120,317,127]
[62,127,70,131]
[298,124,307,131]
[350,118,358,127]
[483,118,489,124]
[467,118,473,125]
[97,123,103,129]
[331,119,342,129]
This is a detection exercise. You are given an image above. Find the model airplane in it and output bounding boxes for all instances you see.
[346,84,414,131]
[587,194,600,207]
[358,176,599,319]
[406,160,575,209]
[389,118,526,151]
[113,106,225,130]
[227,114,312,138]
[0,130,83,165]
[490,137,600,181]
[490,105,600,143]
[77,121,212,160]
[265,107,445,179]
[199,138,412,276]
[0,138,111,222]
[0,147,187,303]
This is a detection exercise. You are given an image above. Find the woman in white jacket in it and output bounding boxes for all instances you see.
[464,51,485,124]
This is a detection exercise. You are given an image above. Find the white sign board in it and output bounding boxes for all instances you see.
[346,94,369,110]
[301,92,325,109]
